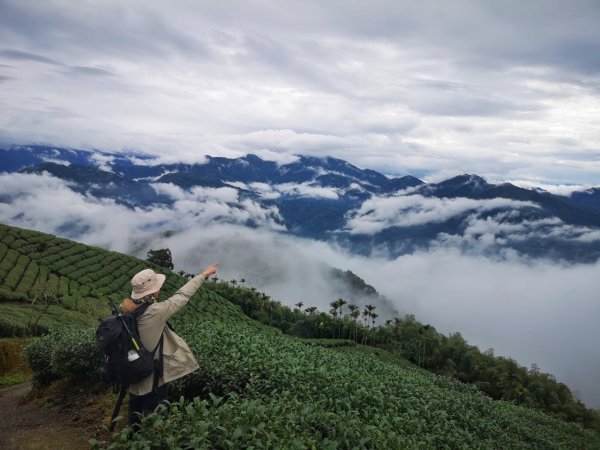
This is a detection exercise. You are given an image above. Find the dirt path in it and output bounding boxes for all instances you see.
[0,383,91,450]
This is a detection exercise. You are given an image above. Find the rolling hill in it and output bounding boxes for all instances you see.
[1,222,599,448]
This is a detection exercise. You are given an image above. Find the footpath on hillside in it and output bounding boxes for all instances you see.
[0,382,91,450]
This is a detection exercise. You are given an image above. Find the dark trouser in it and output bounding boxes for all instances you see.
[128,384,168,428]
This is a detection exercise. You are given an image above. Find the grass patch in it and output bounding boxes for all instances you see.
[0,373,29,387]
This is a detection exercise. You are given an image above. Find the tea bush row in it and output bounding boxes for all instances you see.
[15,260,39,294]
[23,312,600,449]
[0,249,19,281]
[1,232,16,246]
[3,255,29,290]
[38,316,591,449]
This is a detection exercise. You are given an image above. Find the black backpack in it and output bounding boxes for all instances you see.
[97,301,165,430]
[96,301,164,386]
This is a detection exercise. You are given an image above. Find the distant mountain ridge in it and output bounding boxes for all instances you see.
[3,145,600,262]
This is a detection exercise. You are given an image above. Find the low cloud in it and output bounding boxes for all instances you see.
[226,180,339,200]
[275,182,339,200]
[0,173,285,251]
[508,179,593,197]
[152,225,600,410]
[345,194,539,235]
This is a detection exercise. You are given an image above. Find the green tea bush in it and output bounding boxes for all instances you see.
[1,233,16,246]
[57,240,76,250]
[3,254,29,290]
[73,253,105,270]
[24,328,101,384]
[0,249,19,280]
[45,273,59,298]
[300,339,355,348]
[94,320,600,449]
[16,228,37,239]
[58,276,70,297]
[30,266,49,298]
[42,244,63,256]
[0,318,34,338]
[9,239,27,249]
[16,260,39,294]
[0,287,28,303]
[69,279,80,295]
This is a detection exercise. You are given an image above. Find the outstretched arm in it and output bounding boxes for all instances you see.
[150,263,219,320]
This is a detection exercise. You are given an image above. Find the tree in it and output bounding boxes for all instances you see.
[146,248,174,270]
[305,306,318,315]
[348,304,360,341]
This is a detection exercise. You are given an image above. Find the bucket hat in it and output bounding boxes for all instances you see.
[131,268,166,299]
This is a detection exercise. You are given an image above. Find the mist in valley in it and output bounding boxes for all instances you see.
[1,172,599,409]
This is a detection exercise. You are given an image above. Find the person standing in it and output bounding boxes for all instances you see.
[121,262,218,427]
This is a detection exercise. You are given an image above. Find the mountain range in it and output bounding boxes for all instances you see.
[2,145,600,262]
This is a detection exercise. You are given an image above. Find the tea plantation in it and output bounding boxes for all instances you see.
[0,223,251,337]
[1,223,600,449]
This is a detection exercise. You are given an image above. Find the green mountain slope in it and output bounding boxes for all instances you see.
[1,223,599,448]
[0,223,251,337]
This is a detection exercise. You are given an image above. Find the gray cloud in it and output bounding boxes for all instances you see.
[1,0,599,185]
[61,66,116,77]
[0,49,62,65]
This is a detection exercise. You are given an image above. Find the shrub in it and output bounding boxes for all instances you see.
[16,260,39,295]
[94,320,600,450]
[24,328,101,385]
[30,266,49,299]
[0,287,28,303]
[58,276,70,298]
[9,239,27,249]
[45,273,59,298]
[1,233,17,246]
[4,255,30,290]
[0,249,19,280]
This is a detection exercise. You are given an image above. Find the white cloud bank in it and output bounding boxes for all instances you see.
[151,226,600,410]
[0,173,285,251]
[345,194,539,235]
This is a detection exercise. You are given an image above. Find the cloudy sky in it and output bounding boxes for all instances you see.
[2,0,600,408]
[1,0,600,185]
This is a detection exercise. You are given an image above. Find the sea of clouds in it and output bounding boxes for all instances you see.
[1,171,599,408]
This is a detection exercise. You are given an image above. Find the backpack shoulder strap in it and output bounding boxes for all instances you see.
[152,332,165,391]
[131,301,152,319]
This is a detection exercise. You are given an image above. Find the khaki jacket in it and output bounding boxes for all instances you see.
[128,273,206,396]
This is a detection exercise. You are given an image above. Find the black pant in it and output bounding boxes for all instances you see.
[128,384,168,427]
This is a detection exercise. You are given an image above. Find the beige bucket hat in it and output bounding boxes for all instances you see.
[131,268,166,299]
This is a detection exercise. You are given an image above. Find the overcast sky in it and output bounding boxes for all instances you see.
[1,0,600,185]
